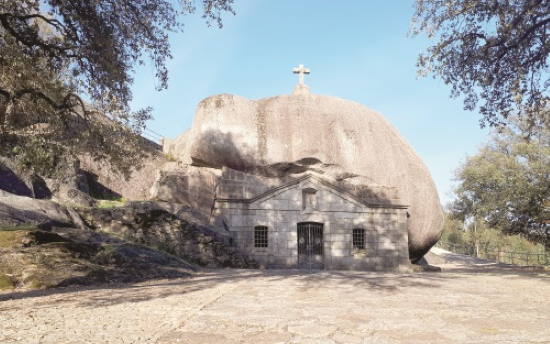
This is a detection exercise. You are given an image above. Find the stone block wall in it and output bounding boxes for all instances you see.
[214,177,410,271]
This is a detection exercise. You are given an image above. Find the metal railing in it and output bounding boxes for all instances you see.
[436,241,549,266]
[141,127,163,145]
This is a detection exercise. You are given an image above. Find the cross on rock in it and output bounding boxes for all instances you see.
[293,64,310,85]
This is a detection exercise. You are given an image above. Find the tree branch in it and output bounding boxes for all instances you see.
[0,12,67,33]
[0,12,76,55]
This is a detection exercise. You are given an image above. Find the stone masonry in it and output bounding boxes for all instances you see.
[212,168,410,271]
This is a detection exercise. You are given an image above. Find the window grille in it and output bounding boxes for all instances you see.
[254,226,268,248]
[352,228,365,249]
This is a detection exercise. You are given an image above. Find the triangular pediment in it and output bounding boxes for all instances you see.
[216,173,406,209]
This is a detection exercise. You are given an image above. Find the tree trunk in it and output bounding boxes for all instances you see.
[474,219,479,257]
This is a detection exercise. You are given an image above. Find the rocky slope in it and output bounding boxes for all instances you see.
[0,193,256,291]
[77,202,257,268]
[0,228,193,290]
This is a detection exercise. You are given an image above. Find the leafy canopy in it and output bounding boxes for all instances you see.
[412,0,549,128]
[450,118,549,246]
[0,0,234,176]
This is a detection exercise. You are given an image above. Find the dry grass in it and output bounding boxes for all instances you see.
[0,274,14,290]
[0,230,28,248]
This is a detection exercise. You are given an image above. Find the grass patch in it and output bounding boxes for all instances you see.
[0,230,28,248]
[164,153,177,161]
[0,224,39,232]
[0,274,14,290]
[97,198,127,209]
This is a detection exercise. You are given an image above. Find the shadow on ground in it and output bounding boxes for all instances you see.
[1,262,547,309]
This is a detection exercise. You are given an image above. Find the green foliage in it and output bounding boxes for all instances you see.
[411,0,549,127]
[0,0,234,105]
[0,0,234,178]
[440,214,547,265]
[450,118,549,246]
[440,216,467,246]
[7,136,68,178]
[164,153,177,162]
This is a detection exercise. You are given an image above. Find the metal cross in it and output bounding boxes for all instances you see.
[293,64,310,85]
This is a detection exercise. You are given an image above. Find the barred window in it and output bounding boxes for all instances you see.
[254,226,268,248]
[352,228,365,249]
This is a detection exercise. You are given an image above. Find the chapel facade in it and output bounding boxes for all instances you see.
[212,168,411,271]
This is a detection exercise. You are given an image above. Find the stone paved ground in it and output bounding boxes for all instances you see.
[1,251,549,344]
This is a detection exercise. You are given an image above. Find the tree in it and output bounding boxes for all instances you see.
[411,0,549,128]
[0,0,234,177]
[450,118,549,246]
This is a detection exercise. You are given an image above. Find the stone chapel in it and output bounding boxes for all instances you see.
[158,65,443,271]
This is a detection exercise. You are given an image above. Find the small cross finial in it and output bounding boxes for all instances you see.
[293,64,310,85]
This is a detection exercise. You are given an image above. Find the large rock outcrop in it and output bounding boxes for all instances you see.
[0,193,256,290]
[78,203,257,268]
[164,92,443,261]
[0,193,195,290]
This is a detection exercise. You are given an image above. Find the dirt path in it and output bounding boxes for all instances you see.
[1,251,549,344]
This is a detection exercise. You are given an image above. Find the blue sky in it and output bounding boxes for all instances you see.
[130,0,491,206]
